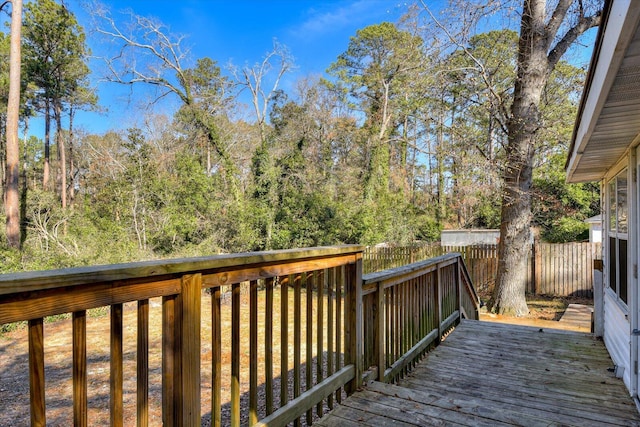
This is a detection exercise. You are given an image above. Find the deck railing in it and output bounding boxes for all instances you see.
[0,246,478,426]
[361,253,480,384]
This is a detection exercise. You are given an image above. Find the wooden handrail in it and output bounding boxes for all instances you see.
[0,246,478,425]
[361,252,479,384]
[0,246,364,426]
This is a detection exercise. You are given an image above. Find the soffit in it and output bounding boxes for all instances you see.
[567,0,640,183]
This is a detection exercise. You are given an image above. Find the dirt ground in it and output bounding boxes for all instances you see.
[480,295,594,332]
[0,290,334,427]
[0,293,592,426]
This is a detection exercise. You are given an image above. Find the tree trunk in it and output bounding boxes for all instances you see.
[436,111,446,225]
[4,0,23,249]
[69,107,75,205]
[55,101,67,209]
[491,0,547,316]
[43,99,51,190]
[21,117,29,245]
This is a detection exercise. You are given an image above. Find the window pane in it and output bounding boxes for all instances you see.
[620,239,628,304]
[609,181,616,232]
[617,174,628,233]
[609,236,617,293]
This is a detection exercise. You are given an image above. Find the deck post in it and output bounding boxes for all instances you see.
[345,254,363,394]
[376,281,386,382]
[456,258,462,320]
[180,273,202,426]
[593,259,604,337]
[436,263,443,343]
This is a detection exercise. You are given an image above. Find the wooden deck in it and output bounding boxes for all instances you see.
[317,320,640,426]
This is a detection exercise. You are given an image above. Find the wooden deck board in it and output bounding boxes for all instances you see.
[319,320,640,426]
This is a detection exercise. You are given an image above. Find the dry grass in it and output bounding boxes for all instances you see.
[0,288,340,426]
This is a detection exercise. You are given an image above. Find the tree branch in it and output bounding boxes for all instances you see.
[93,7,191,105]
[421,0,511,121]
[544,0,573,51]
[0,1,11,15]
[547,10,601,72]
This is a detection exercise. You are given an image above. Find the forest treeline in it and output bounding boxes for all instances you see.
[0,1,599,273]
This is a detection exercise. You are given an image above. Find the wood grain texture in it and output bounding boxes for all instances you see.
[231,281,240,427]
[110,303,124,427]
[203,254,359,289]
[73,310,87,427]
[137,300,149,427]
[319,320,640,426]
[293,274,302,427]
[306,272,314,425]
[180,274,201,426]
[280,275,289,408]
[28,318,45,427]
[249,280,259,426]
[211,285,222,427]
[162,295,176,427]
[0,278,181,324]
[1,246,368,427]
[316,270,324,417]
[0,246,364,296]
[255,366,355,427]
[265,277,274,416]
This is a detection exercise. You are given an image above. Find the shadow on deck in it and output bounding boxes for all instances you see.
[317,320,640,426]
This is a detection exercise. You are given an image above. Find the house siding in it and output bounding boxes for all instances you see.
[604,290,632,392]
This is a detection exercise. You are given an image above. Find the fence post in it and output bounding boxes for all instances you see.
[345,254,363,394]
[534,241,542,295]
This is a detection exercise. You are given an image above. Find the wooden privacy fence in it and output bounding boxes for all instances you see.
[533,242,602,297]
[0,246,479,426]
[364,242,602,298]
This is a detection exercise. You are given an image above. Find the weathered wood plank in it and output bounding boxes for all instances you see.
[250,280,259,426]
[293,274,302,427]
[0,278,181,324]
[231,281,241,427]
[403,370,640,423]
[326,267,335,410]
[110,303,124,427]
[180,274,201,426]
[265,277,274,416]
[255,366,355,427]
[73,310,87,427]
[0,245,364,296]
[317,270,324,417]
[211,286,221,427]
[137,300,149,427]
[341,392,495,427]
[28,318,45,427]
[306,272,314,425]
[314,406,399,427]
[317,320,640,426]
[281,275,289,408]
[162,295,176,426]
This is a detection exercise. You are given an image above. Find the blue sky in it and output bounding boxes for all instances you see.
[64,1,439,135]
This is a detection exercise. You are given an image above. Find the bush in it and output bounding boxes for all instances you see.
[543,217,589,243]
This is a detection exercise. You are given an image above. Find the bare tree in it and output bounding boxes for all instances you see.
[230,39,294,147]
[424,0,601,315]
[92,5,236,188]
[492,0,601,316]
[3,0,22,248]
